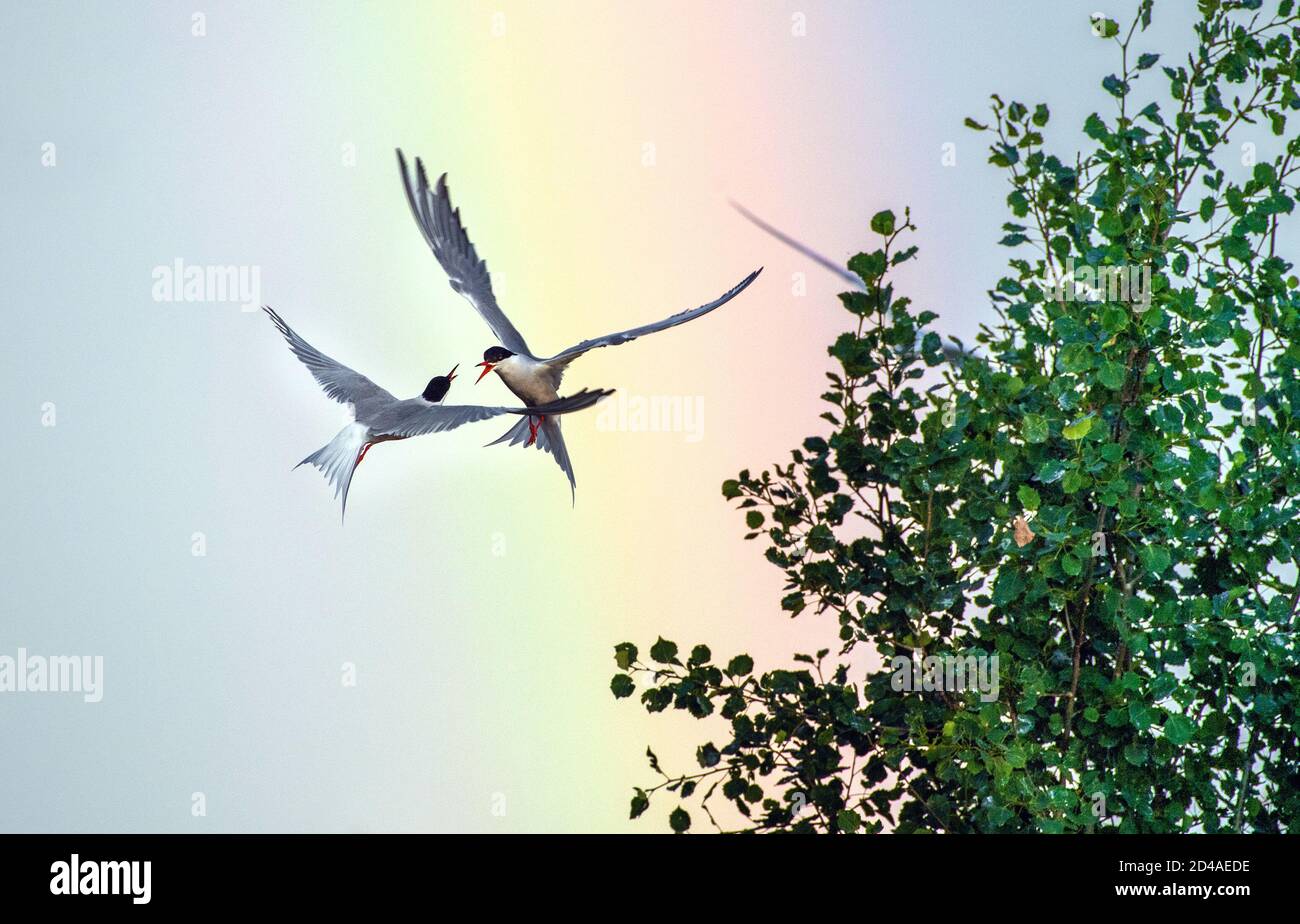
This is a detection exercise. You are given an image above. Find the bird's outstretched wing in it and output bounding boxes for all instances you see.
[263,306,396,408]
[370,388,614,439]
[730,202,981,364]
[396,150,533,356]
[729,200,865,288]
[539,268,762,366]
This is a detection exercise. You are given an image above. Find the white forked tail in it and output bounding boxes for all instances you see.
[487,415,577,503]
[296,422,369,520]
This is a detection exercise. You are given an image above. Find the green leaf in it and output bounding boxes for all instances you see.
[1101,75,1127,98]
[1063,416,1094,440]
[1091,15,1119,38]
[870,210,896,236]
[1099,360,1127,390]
[1059,343,1093,373]
[1129,701,1155,730]
[993,570,1026,606]
[1098,212,1126,237]
[1163,713,1196,746]
[1222,235,1251,262]
[1139,545,1172,574]
[669,807,691,833]
[630,789,650,819]
[1017,485,1041,511]
[1123,743,1148,766]
[1023,414,1049,444]
[847,251,886,284]
[697,742,721,768]
[1083,113,1109,141]
[1100,306,1130,333]
[614,642,638,670]
[1151,404,1183,433]
[990,144,1019,167]
[1037,459,1067,483]
[746,510,765,529]
[836,810,861,833]
[610,674,635,698]
[650,637,679,664]
[727,654,754,676]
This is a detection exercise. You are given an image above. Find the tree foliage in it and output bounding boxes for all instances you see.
[612,1,1300,833]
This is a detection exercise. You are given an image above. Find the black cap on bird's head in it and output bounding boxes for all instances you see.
[475,346,515,383]
[422,364,458,402]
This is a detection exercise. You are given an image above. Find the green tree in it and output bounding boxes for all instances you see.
[611,0,1300,833]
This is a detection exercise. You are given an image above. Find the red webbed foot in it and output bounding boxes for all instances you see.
[526,415,546,447]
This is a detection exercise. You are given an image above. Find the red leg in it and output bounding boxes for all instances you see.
[356,443,371,465]
[526,415,546,447]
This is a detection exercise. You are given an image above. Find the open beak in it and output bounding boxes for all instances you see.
[447,363,459,382]
[474,362,494,384]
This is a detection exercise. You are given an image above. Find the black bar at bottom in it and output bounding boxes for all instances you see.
[0,833,1281,909]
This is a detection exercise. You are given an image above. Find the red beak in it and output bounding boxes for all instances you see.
[447,363,459,382]
[474,362,494,384]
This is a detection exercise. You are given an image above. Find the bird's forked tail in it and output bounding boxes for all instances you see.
[482,388,611,505]
[488,415,577,503]
[296,422,369,520]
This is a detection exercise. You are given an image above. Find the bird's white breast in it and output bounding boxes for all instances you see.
[495,355,560,406]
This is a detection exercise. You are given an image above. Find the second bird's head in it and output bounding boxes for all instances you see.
[422,364,458,402]
[475,346,515,383]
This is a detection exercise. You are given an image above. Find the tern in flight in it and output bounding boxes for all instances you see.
[264,306,612,518]
[396,149,763,499]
